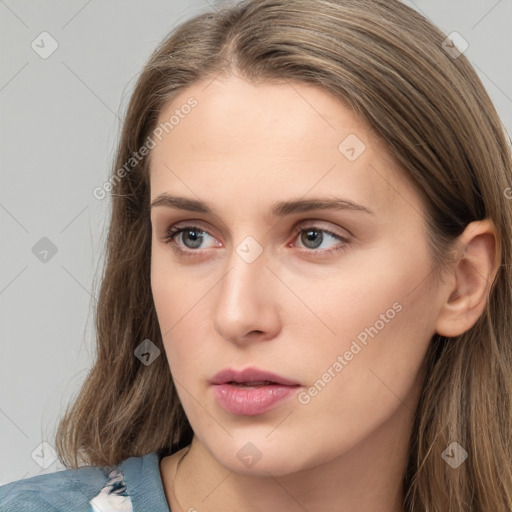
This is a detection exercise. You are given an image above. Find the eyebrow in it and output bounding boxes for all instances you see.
[150,193,374,216]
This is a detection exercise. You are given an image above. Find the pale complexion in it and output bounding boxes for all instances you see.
[149,74,498,512]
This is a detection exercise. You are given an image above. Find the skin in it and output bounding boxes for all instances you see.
[149,74,499,512]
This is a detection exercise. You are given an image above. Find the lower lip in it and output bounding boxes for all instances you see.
[212,383,299,415]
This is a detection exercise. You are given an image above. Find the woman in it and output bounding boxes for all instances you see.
[1,0,511,510]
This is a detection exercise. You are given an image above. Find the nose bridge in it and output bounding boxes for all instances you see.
[220,237,268,312]
[213,235,279,342]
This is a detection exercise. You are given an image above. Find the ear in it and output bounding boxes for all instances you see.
[435,219,500,338]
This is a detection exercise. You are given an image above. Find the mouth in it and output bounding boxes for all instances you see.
[210,367,301,416]
[225,380,280,388]
[210,367,300,386]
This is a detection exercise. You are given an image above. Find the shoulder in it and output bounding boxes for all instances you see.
[0,462,108,512]
[0,451,170,512]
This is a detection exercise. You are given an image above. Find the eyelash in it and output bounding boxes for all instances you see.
[162,222,350,258]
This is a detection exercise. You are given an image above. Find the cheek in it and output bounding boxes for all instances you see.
[150,252,212,377]
[288,238,433,347]
[294,244,435,428]
[150,245,201,327]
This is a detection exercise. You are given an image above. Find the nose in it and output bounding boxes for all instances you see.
[213,242,282,345]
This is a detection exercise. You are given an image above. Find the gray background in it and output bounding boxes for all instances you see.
[1,0,511,485]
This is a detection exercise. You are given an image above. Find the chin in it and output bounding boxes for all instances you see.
[207,437,323,478]
[224,454,305,477]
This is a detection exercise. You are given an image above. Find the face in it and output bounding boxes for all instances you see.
[149,74,441,476]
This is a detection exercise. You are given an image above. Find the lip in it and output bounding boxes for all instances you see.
[210,367,300,386]
[210,367,301,416]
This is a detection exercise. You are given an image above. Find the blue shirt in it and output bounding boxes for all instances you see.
[0,451,171,511]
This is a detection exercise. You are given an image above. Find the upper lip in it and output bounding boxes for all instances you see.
[210,367,300,386]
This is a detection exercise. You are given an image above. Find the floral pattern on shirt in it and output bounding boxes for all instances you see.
[89,468,134,512]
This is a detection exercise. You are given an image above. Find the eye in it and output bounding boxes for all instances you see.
[161,222,350,258]
[291,224,349,255]
[162,223,220,256]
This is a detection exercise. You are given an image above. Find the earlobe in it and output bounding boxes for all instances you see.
[435,219,500,338]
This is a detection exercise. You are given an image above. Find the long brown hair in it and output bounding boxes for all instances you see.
[55,0,512,509]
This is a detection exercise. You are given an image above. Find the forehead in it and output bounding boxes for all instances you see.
[153,75,372,159]
[149,75,420,218]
